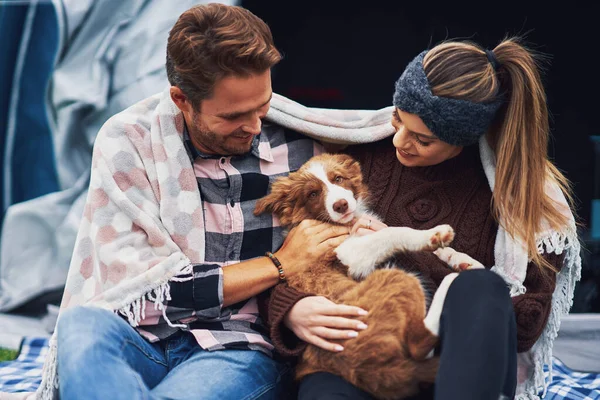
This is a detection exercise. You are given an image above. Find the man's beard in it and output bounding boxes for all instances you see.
[191,116,254,156]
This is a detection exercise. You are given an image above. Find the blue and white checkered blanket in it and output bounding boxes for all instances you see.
[1,337,599,398]
[0,338,48,394]
[544,360,600,400]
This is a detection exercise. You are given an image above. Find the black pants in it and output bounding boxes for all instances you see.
[297,269,518,400]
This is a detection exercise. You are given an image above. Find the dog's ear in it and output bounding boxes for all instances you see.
[333,154,362,176]
[254,177,292,217]
[332,153,357,164]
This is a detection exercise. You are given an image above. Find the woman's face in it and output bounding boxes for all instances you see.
[391,108,463,167]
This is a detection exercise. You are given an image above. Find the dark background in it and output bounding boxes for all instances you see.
[241,0,600,312]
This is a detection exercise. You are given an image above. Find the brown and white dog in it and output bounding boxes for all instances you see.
[254,153,482,400]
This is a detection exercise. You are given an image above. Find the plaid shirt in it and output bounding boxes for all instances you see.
[135,122,322,356]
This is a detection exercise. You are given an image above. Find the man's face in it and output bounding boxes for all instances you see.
[186,70,272,156]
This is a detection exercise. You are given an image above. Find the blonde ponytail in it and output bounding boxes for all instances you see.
[424,37,575,272]
[490,37,574,271]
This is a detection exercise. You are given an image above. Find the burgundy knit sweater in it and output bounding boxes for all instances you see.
[259,138,563,357]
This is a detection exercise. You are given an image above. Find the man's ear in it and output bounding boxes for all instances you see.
[170,86,193,113]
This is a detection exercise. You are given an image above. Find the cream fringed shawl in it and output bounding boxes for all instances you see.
[26,90,579,400]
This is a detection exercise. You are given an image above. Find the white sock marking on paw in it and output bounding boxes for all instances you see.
[433,247,484,270]
[424,224,454,250]
[423,273,459,336]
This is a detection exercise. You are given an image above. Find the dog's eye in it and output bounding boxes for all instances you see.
[309,191,318,198]
[334,176,344,183]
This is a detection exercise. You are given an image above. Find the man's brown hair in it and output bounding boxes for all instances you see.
[166,3,281,110]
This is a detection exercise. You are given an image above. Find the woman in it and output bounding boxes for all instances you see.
[263,37,580,400]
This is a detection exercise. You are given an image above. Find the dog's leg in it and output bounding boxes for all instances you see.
[423,272,459,338]
[433,247,484,271]
[336,225,455,280]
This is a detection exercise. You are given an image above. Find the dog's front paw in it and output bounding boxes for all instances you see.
[433,247,484,271]
[423,225,454,251]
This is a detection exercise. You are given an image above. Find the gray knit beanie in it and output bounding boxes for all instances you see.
[393,50,503,146]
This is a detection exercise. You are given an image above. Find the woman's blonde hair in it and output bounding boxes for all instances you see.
[423,37,574,272]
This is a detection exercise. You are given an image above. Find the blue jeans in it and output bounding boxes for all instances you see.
[56,307,292,400]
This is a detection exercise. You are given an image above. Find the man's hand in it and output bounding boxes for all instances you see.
[274,220,349,278]
[284,296,368,352]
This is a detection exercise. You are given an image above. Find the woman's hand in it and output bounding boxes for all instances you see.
[284,296,369,352]
[350,215,388,236]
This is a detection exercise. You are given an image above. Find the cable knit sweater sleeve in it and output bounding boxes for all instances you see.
[513,251,565,352]
[258,284,313,357]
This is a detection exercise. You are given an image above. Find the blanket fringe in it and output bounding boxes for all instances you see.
[522,230,582,398]
[118,264,194,329]
[515,393,540,400]
[168,263,194,282]
[536,229,572,256]
[36,334,58,400]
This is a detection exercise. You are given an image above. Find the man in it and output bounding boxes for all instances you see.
[49,4,370,400]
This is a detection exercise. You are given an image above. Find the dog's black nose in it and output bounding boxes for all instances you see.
[333,199,348,214]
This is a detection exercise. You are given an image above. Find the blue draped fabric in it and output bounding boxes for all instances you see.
[0,1,60,225]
